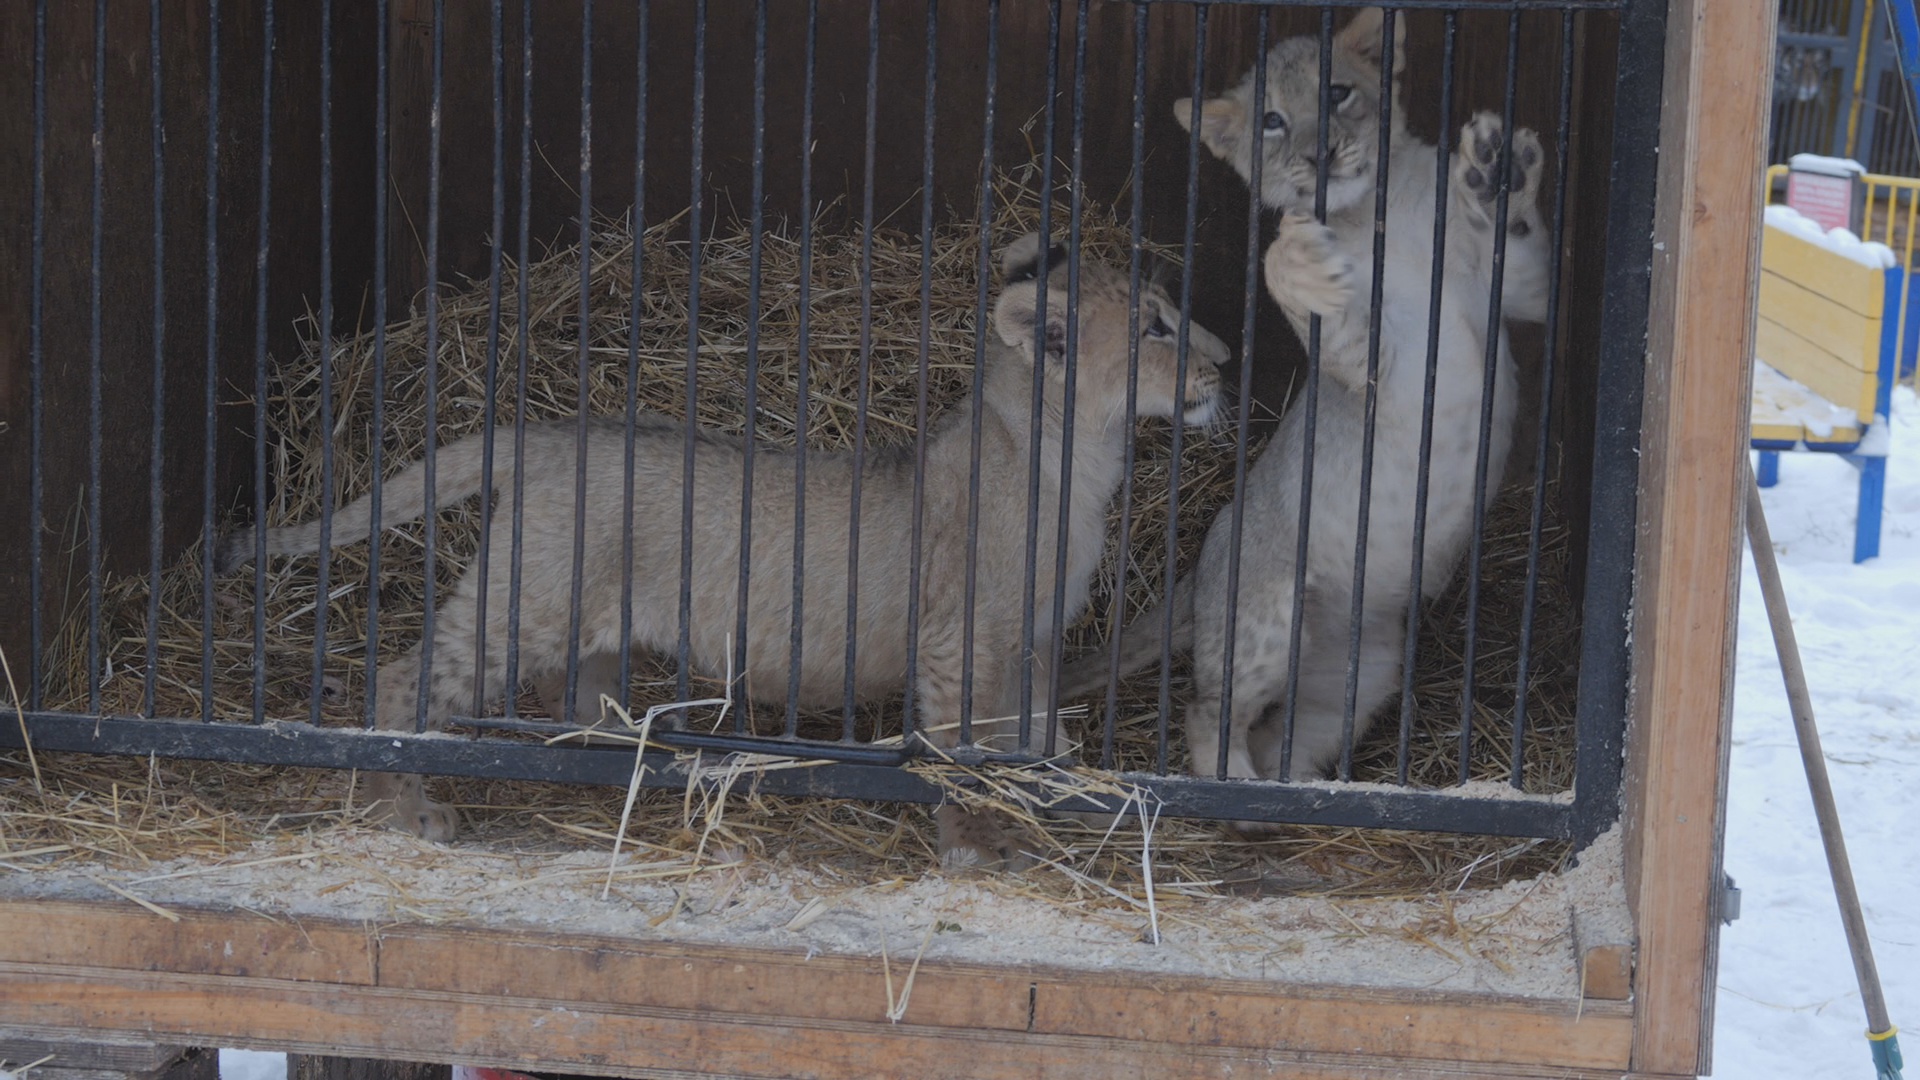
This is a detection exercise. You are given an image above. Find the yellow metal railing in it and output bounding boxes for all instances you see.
[1766,163,1920,387]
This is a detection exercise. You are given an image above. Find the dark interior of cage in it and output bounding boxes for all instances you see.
[2,4,1630,835]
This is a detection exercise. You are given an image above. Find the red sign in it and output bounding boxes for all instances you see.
[1785,169,1859,233]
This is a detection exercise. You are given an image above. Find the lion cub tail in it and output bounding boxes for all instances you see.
[215,428,516,574]
[1056,574,1196,700]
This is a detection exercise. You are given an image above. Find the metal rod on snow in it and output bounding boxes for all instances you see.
[1745,471,1904,1080]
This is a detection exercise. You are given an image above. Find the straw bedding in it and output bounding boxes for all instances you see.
[3,164,1582,910]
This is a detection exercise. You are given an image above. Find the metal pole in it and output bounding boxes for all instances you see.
[1744,470,1903,1080]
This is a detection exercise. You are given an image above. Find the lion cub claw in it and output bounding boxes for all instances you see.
[364,772,460,842]
[1263,212,1355,320]
[936,804,1033,872]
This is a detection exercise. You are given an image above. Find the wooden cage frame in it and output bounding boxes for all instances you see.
[0,0,1769,1075]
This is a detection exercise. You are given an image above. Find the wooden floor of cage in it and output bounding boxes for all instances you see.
[6,164,1597,958]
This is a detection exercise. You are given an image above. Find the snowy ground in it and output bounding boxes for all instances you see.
[212,392,1920,1080]
[1710,385,1919,1079]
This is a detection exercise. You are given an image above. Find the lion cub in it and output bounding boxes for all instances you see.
[1063,9,1551,795]
[221,233,1227,868]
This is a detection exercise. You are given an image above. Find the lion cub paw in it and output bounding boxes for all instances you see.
[363,772,461,842]
[1454,112,1544,236]
[935,804,1032,872]
[1262,213,1354,319]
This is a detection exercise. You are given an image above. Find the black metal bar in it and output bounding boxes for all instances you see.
[201,0,223,725]
[89,0,107,717]
[1016,0,1064,753]
[146,0,167,720]
[1512,9,1578,788]
[733,0,768,732]
[785,0,818,740]
[678,0,707,718]
[1160,3,1206,776]
[365,0,391,730]
[416,0,446,735]
[1,712,1577,838]
[1338,8,1396,782]
[1573,0,1668,847]
[1399,10,1458,786]
[959,0,1001,744]
[1279,10,1336,781]
[621,0,651,710]
[505,0,535,718]
[313,0,336,729]
[1215,8,1271,780]
[903,0,939,741]
[564,0,595,723]
[1042,0,1091,758]
[1098,0,1150,772]
[250,0,278,726]
[843,0,882,740]
[29,0,46,712]
[1458,8,1523,784]
[472,0,507,720]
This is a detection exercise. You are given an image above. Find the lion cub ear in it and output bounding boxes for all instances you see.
[1334,6,1406,75]
[999,232,1066,282]
[992,278,1069,366]
[1174,95,1247,162]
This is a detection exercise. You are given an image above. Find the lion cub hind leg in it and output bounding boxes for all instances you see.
[360,648,464,842]
[532,650,628,723]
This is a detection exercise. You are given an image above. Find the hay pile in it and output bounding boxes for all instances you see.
[3,163,1580,907]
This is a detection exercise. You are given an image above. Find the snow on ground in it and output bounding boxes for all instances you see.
[1710,385,1920,1079]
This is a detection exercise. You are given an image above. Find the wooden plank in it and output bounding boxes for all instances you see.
[1748,420,1865,446]
[1571,911,1633,1002]
[0,900,375,986]
[1757,270,1882,371]
[1626,0,1775,1073]
[1030,978,1631,1071]
[1760,225,1887,317]
[0,964,1634,1080]
[0,1028,188,1073]
[376,924,1034,1032]
[1753,316,1881,417]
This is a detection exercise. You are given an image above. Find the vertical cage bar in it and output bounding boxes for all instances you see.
[1214,7,1271,781]
[785,0,819,739]
[146,0,168,720]
[471,0,507,719]
[1458,8,1523,784]
[1398,10,1457,785]
[843,0,883,741]
[678,0,708,717]
[564,0,596,722]
[622,0,651,708]
[201,0,224,724]
[1160,3,1207,777]
[364,0,391,730]
[312,0,337,728]
[1098,0,1151,771]
[415,0,446,734]
[250,0,278,725]
[1279,9,1337,781]
[732,0,768,732]
[904,0,940,740]
[1042,0,1092,757]
[959,0,1001,745]
[1016,0,1063,754]
[1337,7,1396,782]
[505,0,536,718]
[1511,10,1578,787]
[29,0,46,712]
[88,0,107,716]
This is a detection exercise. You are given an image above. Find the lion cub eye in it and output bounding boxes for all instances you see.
[1145,314,1176,339]
[1262,111,1287,133]
[1327,84,1352,106]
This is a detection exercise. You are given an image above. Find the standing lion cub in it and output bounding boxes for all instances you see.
[220,233,1228,868]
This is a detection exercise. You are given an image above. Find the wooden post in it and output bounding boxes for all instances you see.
[290,1057,452,1080]
[1625,0,1777,1073]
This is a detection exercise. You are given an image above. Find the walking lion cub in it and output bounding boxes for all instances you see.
[220,233,1228,868]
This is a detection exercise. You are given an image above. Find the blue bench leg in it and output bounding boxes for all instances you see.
[1757,450,1780,488]
[1854,456,1887,564]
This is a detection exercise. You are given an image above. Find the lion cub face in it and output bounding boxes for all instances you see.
[990,235,1227,432]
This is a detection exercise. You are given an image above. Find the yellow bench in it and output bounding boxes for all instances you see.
[1750,205,1899,563]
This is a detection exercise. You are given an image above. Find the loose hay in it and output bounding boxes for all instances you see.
[6,161,1583,914]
